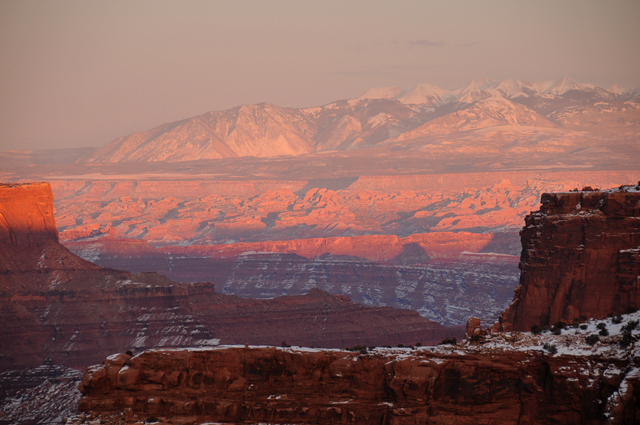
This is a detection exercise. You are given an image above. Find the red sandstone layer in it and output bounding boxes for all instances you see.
[76,343,640,425]
[500,186,640,332]
[0,182,58,247]
[50,171,640,247]
[158,232,495,261]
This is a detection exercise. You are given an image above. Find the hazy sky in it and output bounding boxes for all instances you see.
[1,0,639,151]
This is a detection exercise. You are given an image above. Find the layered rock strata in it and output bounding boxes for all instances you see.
[0,360,82,424]
[66,245,520,326]
[0,182,58,247]
[77,325,640,425]
[73,185,640,424]
[0,183,459,372]
[500,185,640,332]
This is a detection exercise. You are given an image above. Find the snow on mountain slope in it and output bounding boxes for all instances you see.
[544,77,586,95]
[398,83,448,105]
[358,86,404,100]
[86,103,316,163]
[393,95,555,139]
[450,78,497,96]
[608,85,626,95]
[491,78,538,98]
[623,86,640,103]
[81,77,638,163]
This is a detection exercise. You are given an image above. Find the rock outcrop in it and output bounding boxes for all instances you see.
[50,172,640,246]
[0,360,82,424]
[0,182,58,247]
[76,324,640,425]
[500,185,640,332]
[215,252,519,326]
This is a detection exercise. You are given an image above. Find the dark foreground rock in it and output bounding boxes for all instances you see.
[75,317,640,425]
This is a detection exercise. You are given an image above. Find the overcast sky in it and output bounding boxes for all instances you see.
[1,0,639,151]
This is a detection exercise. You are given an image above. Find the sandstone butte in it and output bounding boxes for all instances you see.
[73,185,640,425]
[499,185,640,332]
[0,182,461,372]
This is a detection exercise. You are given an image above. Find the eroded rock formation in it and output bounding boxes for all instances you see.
[0,183,459,372]
[500,185,640,332]
[76,336,640,425]
[50,172,640,246]
[0,182,58,247]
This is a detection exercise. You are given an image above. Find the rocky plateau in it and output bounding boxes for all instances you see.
[75,312,640,425]
[50,170,638,326]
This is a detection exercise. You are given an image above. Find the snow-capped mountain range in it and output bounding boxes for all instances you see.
[360,77,639,105]
[83,77,640,164]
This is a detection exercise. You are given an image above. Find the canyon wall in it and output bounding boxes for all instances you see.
[63,235,521,326]
[0,183,460,372]
[215,252,519,326]
[0,182,58,247]
[52,171,638,327]
[500,186,640,332]
[76,342,640,425]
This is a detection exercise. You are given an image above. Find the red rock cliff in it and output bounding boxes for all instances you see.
[500,186,640,332]
[76,343,640,425]
[0,182,58,247]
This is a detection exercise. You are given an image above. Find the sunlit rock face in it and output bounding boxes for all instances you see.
[500,185,640,332]
[51,172,640,247]
[0,182,58,247]
[53,172,638,329]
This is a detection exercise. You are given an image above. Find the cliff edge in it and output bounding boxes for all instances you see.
[0,182,58,247]
[500,185,640,332]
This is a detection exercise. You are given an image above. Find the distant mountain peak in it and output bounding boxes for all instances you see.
[81,76,638,164]
[358,86,405,100]
[544,77,585,95]
[399,83,448,105]
[608,85,626,95]
[451,78,498,96]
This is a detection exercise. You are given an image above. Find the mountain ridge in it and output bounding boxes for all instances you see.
[82,77,640,164]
